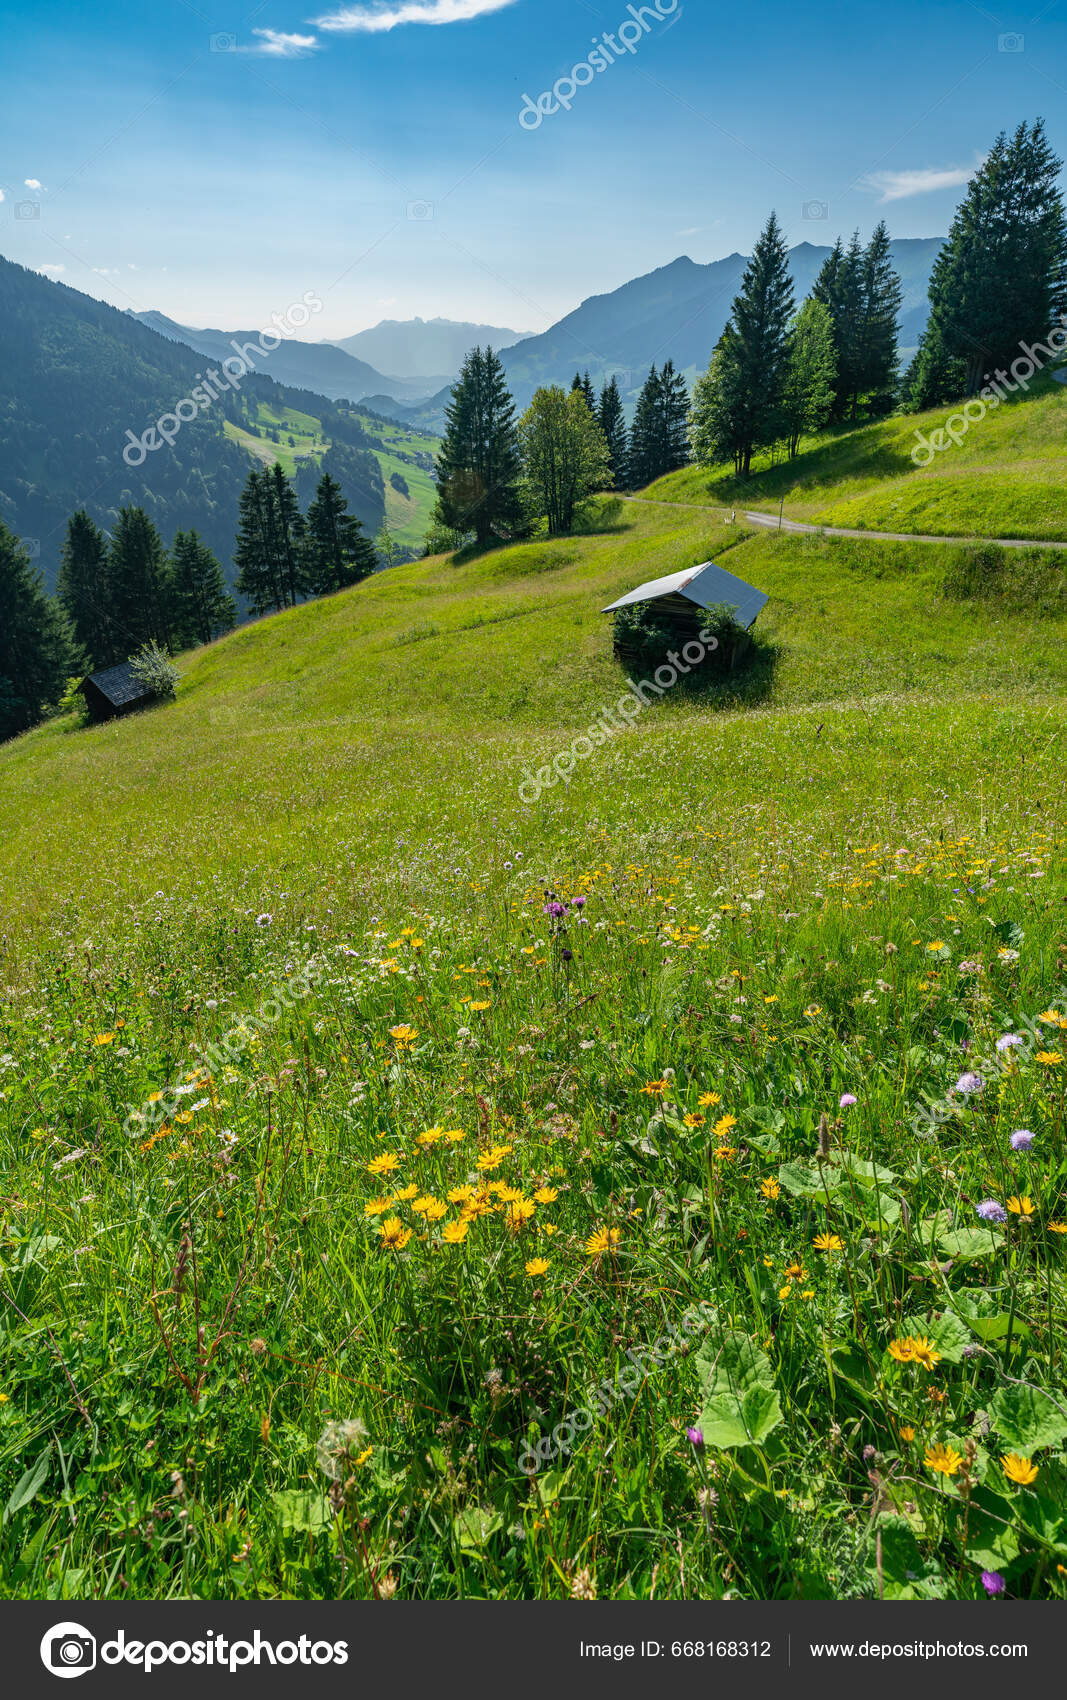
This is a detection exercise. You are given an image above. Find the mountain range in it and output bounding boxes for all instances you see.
[330,316,530,378]
[370,237,944,433]
[129,311,447,405]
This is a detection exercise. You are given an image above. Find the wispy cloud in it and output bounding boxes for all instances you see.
[862,159,982,202]
[38,263,65,275]
[312,0,518,33]
[250,27,320,55]
[24,177,43,190]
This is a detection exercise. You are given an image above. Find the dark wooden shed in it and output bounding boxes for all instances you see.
[602,560,768,669]
[80,662,153,724]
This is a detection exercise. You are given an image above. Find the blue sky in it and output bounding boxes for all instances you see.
[1,0,1063,340]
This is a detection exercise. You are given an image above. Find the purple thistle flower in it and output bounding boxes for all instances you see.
[976,1199,1008,1224]
[543,901,566,918]
[996,1033,1024,1053]
[955,1071,984,1095]
[1009,1129,1033,1151]
[570,895,587,908]
[560,948,574,962]
[839,1093,857,1108]
[981,1570,1005,1597]
[685,1426,704,1448]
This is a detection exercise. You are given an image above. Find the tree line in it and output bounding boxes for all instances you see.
[430,349,691,546]
[0,464,381,744]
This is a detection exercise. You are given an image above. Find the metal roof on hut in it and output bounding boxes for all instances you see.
[601,560,768,629]
[79,661,154,723]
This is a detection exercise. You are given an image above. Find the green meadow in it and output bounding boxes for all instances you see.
[0,463,1065,1601]
[646,365,1067,542]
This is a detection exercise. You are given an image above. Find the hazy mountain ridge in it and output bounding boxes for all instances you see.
[332,315,531,379]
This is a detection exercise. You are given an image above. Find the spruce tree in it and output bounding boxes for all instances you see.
[571,371,596,411]
[700,212,794,476]
[170,529,236,646]
[597,376,629,489]
[628,361,691,486]
[856,219,903,414]
[303,472,378,594]
[813,232,864,419]
[919,118,1067,396]
[57,509,120,670]
[234,469,283,616]
[433,346,524,545]
[108,506,173,650]
[266,462,305,609]
[628,365,661,488]
[0,520,77,742]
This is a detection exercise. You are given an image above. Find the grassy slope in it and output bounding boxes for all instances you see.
[0,494,1065,1603]
[224,400,439,544]
[646,366,1067,540]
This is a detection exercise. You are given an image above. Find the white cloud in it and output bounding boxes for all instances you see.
[863,160,982,202]
[24,177,43,190]
[312,0,518,33]
[250,27,320,55]
[38,263,65,275]
[0,189,5,203]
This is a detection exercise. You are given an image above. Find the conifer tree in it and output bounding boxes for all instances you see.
[57,509,120,670]
[303,472,378,594]
[692,213,794,476]
[915,118,1067,398]
[234,469,282,616]
[813,232,864,419]
[571,371,596,411]
[856,219,903,413]
[0,520,77,742]
[108,506,173,650]
[433,346,524,545]
[597,376,629,489]
[628,364,661,488]
[170,529,236,646]
[628,361,691,485]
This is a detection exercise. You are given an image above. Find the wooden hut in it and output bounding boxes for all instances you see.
[79,661,153,724]
[602,560,768,669]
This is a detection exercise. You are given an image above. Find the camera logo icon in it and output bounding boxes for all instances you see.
[998,31,1024,50]
[802,200,829,220]
[41,1623,96,1679]
[210,32,238,52]
[15,201,41,220]
[406,200,434,221]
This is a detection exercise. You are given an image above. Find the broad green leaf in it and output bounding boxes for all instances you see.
[777,1160,838,1200]
[990,1384,1067,1453]
[454,1506,504,1552]
[695,1333,783,1450]
[839,1151,897,1186]
[900,1310,973,1364]
[272,1490,330,1534]
[937,1227,1000,1261]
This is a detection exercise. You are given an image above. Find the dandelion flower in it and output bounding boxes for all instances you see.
[525,1257,550,1277]
[924,1442,963,1476]
[442,1219,470,1245]
[888,1337,916,1363]
[640,1078,670,1096]
[760,1178,781,1200]
[533,1186,559,1204]
[1001,1452,1038,1486]
[1006,1195,1035,1217]
[713,1113,737,1138]
[698,1092,721,1107]
[389,1024,418,1045]
[813,1232,844,1253]
[364,1197,394,1217]
[94,1032,115,1046]
[1048,1221,1067,1235]
[683,1113,705,1128]
[1036,1050,1063,1066]
[898,1425,916,1443]
[393,1183,419,1202]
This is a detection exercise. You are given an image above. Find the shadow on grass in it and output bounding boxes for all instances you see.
[615,633,781,710]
